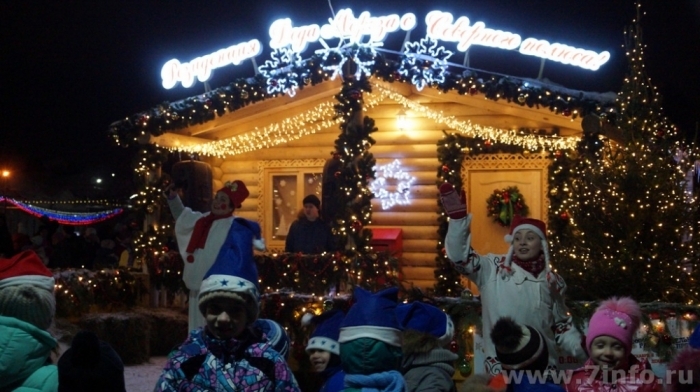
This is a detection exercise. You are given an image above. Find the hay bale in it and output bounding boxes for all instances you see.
[79,312,150,365]
[134,307,188,356]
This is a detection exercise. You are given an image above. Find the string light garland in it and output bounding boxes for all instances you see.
[373,82,580,151]
[161,93,385,158]
[1,197,124,225]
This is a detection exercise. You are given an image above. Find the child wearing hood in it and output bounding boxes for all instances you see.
[396,301,458,392]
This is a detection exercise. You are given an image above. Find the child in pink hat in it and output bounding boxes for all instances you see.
[440,183,584,375]
[564,297,661,392]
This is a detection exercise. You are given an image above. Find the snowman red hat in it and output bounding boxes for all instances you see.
[502,216,551,275]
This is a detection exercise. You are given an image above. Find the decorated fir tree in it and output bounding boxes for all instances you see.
[434,132,467,296]
[330,75,376,253]
[549,4,700,303]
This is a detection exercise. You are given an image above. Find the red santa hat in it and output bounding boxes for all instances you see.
[217,180,249,209]
[0,250,56,329]
[501,216,551,275]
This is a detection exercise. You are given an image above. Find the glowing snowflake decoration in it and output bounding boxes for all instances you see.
[258,47,302,97]
[316,40,378,80]
[369,159,417,210]
[399,36,453,91]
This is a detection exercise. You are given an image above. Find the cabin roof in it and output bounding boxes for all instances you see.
[109,60,618,156]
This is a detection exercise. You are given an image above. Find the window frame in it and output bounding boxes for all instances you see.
[258,159,326,251]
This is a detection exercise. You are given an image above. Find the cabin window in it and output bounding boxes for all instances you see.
[261,160,325,250]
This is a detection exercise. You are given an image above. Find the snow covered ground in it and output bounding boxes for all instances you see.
[124,356,168,392]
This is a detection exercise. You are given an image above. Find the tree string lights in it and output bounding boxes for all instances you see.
[329,75,377,254]
[548,3,700,304]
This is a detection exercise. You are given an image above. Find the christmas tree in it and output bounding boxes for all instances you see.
[330,75,376,250]
[549,4,700,303]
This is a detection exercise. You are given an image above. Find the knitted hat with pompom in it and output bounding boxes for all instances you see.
[585,297,642,354]
[0,250,56,330]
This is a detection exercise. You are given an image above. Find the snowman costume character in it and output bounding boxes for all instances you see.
[440,183,584,375]
[167,180,265,332]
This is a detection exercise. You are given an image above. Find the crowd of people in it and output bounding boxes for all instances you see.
[1,214,138,270]
[2,179,700,391]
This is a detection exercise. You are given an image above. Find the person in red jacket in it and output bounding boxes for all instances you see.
[564,297,661,392]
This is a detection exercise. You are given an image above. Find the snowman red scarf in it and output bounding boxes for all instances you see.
[185,213,230,262]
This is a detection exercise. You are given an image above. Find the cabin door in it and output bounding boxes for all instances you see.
[460,154,551,293]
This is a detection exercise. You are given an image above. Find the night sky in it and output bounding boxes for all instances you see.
[2,1,698,194]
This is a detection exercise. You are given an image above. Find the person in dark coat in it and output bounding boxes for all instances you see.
[57,330,126,392]
[285,195,335,254]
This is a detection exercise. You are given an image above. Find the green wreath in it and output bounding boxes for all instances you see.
[486,186,529,227]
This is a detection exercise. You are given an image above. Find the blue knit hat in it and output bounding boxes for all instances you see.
[689,324,700,349]
[255,319,290,359]
[198,219,261,323]
[306,309,345,355]
[396,302,454,346]
[338,287,402,347]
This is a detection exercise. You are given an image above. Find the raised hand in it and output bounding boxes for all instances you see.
[439,182,467,219]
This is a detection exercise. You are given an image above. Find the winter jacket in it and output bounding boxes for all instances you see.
[320,367,345,392]
[340,337,405,392]
[154,327,301,392]
[0,315,58,392]
[445,215,584,373]
[285,218,335,254]
[401,347,457,392]
[563,357,661,392]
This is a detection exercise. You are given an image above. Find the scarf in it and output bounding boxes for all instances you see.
[511,253,545,276]
[344,370,406,392]
[185,213,230,262]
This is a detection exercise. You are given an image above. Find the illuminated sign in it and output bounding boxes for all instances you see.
[161,7,611,89]
[269,9,417,52]
[425,10,609,71]
[161,39,262,89]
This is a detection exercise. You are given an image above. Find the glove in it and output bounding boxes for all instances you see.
[439,182,467,219]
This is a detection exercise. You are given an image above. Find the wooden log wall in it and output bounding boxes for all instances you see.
[200,93,574,292]
[202,101,443,292]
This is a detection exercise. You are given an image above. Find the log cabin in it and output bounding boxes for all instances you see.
[122,73,614,294]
